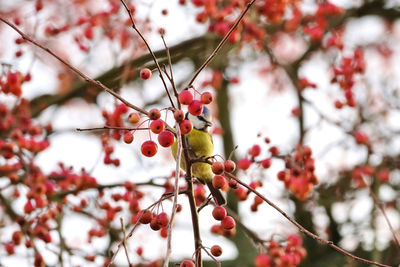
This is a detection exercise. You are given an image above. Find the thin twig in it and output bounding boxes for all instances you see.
[187,0,257,87]
[119,0,176,109]
[163,123,182,267]
[76,126,149,132]
[161,35,179,99]
[120,218,133,267]
[0,17,149,116]
[224,172,391,267]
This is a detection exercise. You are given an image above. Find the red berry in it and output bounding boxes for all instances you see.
[269,146,279,155]
[211,162,224,175]
[5,242,15,255]
[260,158,271,168]
[188,100,203,116]
[12,231,23,245]
[221,216,235,230]
[210,245,223,257]
[212,206,226,221]
[237,158,252,170]
[148,108,161,120]
[123,132,134,144]
[24,201,34,214]
[141,141,158,157]
[174,110,185,122]
[249,144,261,157]
[139,210,152,224]
[150,119,165,134]
[212,175,227,189]
[161,9,168,15]
[254,254,271,267]
[229,179,238,189]
[150,216,161,231]
[201,92,213,104]
[160,227,168,238]
[128,112,140,124]
[140,68,152,80]
[156,212,169,227]
[180,260,195,267]
[179,120,193,135]
[158,131,175,147]
[178,90,193,105]
[224,160,236,173]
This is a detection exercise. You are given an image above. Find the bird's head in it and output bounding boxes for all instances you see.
[186,106,212,132]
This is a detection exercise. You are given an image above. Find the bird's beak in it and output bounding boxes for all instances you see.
[205,120,212,127]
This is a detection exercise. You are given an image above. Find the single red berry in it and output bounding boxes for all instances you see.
[188,100,203,116]
[156,212,169,227]
[212,206,227,221]
[128,112,140,124]
[229,179,238,189]
[5,242,15,255]
[237,158,252,170]
[201,92,213,104]
[174,110,185,122]
[150,216,161,231]
[141,141,158,157]
[224,160,236,173]
[148,108,161,120]
[150,119,165,134]
[260,158,271,168]
[212,175,227,189]
[139,210,152,224]
[140,68,152,80]
[24,201,34,214]
[211,245,223,257]
[160,227,168,238]
[179,120,193,135]
[221,216,235,230]
[12,231,23,245]
[158,131,175,147]
[269,146,279,156]
[178,90,193,105]
[180,260,195,267]
[161,9,168,15]
[123,132,134,144]
[211,162,224,175]
[249,144,261,157]
[254,254,271,267]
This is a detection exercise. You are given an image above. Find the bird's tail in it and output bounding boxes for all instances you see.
[206,181,227,206]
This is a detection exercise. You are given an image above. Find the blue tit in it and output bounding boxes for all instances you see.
[171,106,226,206]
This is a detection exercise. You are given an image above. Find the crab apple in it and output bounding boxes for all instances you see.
[229,179,238,189]
[150,216,161,231]
[24,201,34,214]
[260,158,271,168]
[269,146,279,155]
[179,120,193,135]
[178,90,193,105]
[211,162,224,175]
[211,245,223,257]
[224,160,236,173]
[188,100,204,116]
[221,216,235,230]
[237,158,252,170]
[123,132,134,144]
[180,260,195,267]
[212,206,227,221]
[156,212,169,227]
[254,254,271,267]
[128,112,140,124]
[158,131,175,147]
[148,108,161,120]
[140,68,152,80]
[12,231,23,245]
[249,144,261,157]
[212,175,227,189]
[139,210,152,224]
[150,119,165,134]
[174,110,185,122]
[141,141,158,157]
[201,91,213,104]
[5,242,15,254]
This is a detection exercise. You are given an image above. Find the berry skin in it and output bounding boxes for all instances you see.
[158,131,175,147]
[237,158,252,170]
[201,92,213,104]
[179,120,193,135]
[224,160,236,173]
[228,179,238,189]
[254,254,271,267]
[150,119,165,134]
[139,210,152,224]
[140,68,152,80]
[178,90,193,105]
[249,144,261,157]
[260,158,271,168]
[212,206,227,221]
[123,132,134,144]
[221,216,235,230]
[141,141,158,157]
[188,100,203,116]
[212,175,227,189]
[128,112,140,124]
[156,212,169,227]
[174,110,185,122]
[148,108,161,120]
[180,260,195,267]
[211,162,224,175]
[150,216,161,231]
[211,245,223,257]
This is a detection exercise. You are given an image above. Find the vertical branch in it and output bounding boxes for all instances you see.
[163,124,182,267]
[120,218,132,267]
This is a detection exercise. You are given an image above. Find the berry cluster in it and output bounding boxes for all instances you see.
[0,71,30,97]
[255,235,306,267]
[210,205,237,238]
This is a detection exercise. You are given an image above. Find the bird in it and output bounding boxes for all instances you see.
[171,106,226,206]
